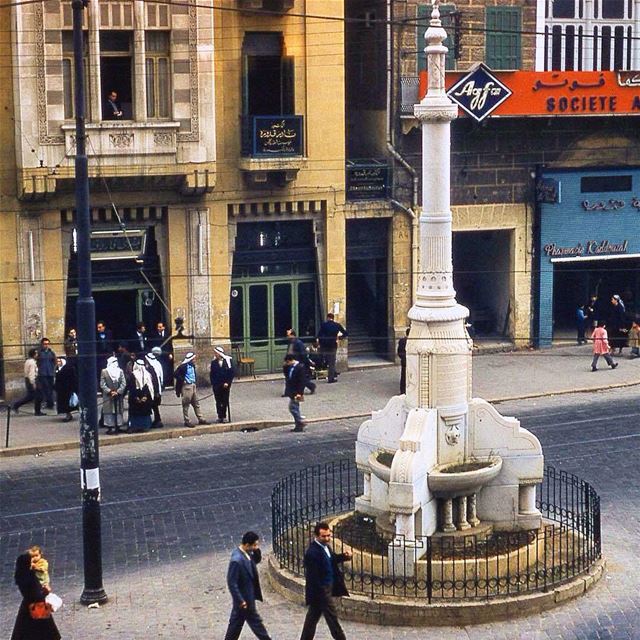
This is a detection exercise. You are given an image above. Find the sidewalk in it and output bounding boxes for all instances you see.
[2,342,638,456]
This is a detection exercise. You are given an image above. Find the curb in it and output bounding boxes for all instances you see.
[2,380,637,458]
[267,554,607,627]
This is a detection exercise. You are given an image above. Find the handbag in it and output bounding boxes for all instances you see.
[69,392,79,409]
[28,601,52,619]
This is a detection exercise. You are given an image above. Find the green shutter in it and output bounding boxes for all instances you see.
[485,6,521,70]
[417,3,456,72]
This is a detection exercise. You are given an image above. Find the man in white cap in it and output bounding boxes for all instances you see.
[146,347,164,428]
[174,351,209,427]
[209,346,235,423]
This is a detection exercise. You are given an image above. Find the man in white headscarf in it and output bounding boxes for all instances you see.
[209,346,235,423]
[128,358,154,432]
[174,351,209,428]
[100,355,127,434]
[146,347,164,428]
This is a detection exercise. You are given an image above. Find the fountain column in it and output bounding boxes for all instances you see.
[406,1,471,463]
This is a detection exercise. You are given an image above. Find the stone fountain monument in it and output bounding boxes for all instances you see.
[355,2,544,563]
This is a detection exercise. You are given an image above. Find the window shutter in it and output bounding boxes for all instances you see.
[485,6,521,70]
[417,3,456,72]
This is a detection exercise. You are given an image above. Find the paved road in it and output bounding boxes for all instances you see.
[1,387,639,639]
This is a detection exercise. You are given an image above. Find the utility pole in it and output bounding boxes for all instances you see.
[73,0,107,605]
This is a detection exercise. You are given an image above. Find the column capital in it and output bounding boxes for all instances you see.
[414,101,458,122]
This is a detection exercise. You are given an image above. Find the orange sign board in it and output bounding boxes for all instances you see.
[418,70,640,117]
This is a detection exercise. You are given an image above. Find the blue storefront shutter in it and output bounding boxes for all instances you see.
[417,3,457,72]
[485,6,521,70]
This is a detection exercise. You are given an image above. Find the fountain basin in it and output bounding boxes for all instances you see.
[368,450,394,484]
[428,457,502,499]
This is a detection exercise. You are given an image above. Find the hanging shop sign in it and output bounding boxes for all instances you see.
[89,229,146,261]
[446,64,512,122]
[419,70,640,118]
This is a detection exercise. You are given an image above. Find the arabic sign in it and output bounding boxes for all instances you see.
[346,159,390,200]
[89,230,146,261]
[249,116,303,157]
[419,70,640,117]
[447,64,512,122]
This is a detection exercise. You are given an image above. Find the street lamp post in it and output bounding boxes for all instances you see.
[72,0,107,605]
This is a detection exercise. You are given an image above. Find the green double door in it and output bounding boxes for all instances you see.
[230,277,318,373]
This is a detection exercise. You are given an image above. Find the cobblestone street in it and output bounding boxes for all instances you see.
[1,387,639,639]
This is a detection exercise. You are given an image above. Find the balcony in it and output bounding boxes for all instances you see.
[346,159,390,201]
[17,121,216,199]
[239,115,306,185]
[238,0,294,12]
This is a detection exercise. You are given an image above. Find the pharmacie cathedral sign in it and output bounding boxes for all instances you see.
[420,69,640,120]
[543,239,629,260]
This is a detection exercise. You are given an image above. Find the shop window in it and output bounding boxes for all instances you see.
[242,32,294,115]
[581,175,632,192]
[145,32,171,118]
[552,0,575,18]
[485,6,521,70]
[100,30,133,119]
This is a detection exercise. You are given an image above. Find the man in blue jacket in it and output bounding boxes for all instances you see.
[224,531,271,640]
[300,522,352,640]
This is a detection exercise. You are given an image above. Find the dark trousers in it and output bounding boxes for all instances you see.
[323,350,337,382]
[399,357,407,394]
[13,379,42,413]
[38,375,55,408]
[213,385,231,420]
[223,604,271,640]
[591,352,614,369]
[300,586,346,640]
[577,325,586,344]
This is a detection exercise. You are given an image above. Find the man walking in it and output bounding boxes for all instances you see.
[210,346,234,423]
[37,337,56,410]
[12,348,45,416]
[223,531,272,640]
[300,522,352,640]
[397,328,410,394]
[286,329,316,394]
[316,313,348,383]
[174,351,209,427]
[284,354,307,432]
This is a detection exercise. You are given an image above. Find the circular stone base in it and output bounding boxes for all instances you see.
[267,555,606,626]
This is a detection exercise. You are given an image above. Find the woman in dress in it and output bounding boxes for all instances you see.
[11,552,60,640]
[127,359,154,433]
[54,357,77,423]
[100,356,127,434]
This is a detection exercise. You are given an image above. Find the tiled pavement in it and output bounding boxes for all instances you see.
[2,385,640,639]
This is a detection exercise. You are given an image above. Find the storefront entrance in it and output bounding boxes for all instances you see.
[230,220,319,373]
[453,230,512,336]
[230,278,317,373]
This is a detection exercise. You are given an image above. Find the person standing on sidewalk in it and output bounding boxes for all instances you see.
[316,313,348,384]
[145,348,164,428]
[284,329,316,395]
[54,356,77,423]
[284,354,307,432]
[100,356,127,434]
[37,338,56,410]
[397,328,410,394]
[223,531,272,640]
[174,352,208,428]
[12,349,45,416]
[591,321,619,371]
[210,346,234,423]
[299,522,352,640]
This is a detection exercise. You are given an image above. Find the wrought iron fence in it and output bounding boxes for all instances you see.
[271,459,601,602]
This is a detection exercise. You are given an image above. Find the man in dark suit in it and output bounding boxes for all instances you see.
[316,313,348,383]
[130,322,148,356]
[224,531,272,640]
[209,346,234,423]
[300,522,352,640]
[149,320,173,386]
[95,321,114,381]
[284,353,307,432]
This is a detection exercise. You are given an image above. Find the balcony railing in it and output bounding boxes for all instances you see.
[346,159,390,201]
[241,115,304,158]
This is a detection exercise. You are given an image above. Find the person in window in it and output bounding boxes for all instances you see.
[103,90,123,120]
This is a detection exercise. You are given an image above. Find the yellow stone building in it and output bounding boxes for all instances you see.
[1,0,417,397]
